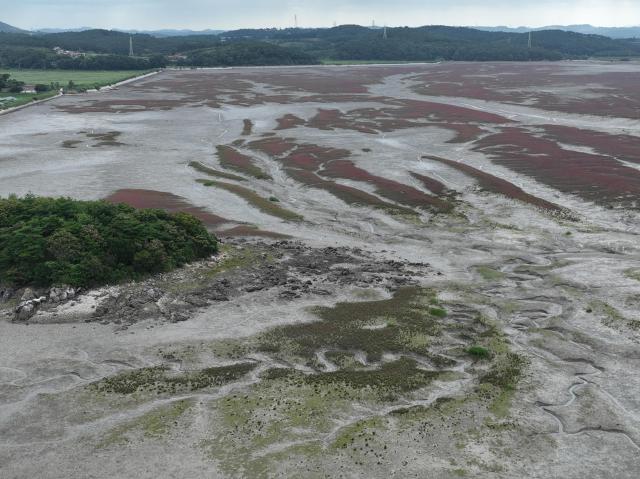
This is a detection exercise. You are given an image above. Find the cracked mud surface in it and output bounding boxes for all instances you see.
[1,63,640,478]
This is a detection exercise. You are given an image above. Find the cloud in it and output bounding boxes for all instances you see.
[4,0,639,31]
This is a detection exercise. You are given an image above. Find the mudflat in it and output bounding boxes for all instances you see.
[1,63,639,478]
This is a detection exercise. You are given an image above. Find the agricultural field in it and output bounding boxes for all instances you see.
[0,90,57,110]
[1,62,640,478]
[3,69,151,89]
[0,69,152,110]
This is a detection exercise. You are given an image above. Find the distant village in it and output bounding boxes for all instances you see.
[52,46,85,58]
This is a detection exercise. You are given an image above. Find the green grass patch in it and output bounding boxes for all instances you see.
[216,145,272,180]
[467,346,491,359]
[428,306,447,318]
[589,299,640,331]
[2,69,150,90]
[189,161,246,181]
[480,352,528,418]
[331,416,386,449]
[306,357,441,396]
[98,399,192,448]
[89,362,256,395]
[258,287,461,363]
[206,244,263,274]
[0,91,57,110]
[197,179,303,221]
[475,265,505,281]
[624,268,640,282]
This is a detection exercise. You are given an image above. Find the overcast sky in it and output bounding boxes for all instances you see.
[5,0,640,31]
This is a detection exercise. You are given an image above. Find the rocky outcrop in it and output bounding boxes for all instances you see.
[48,286,78,303]
[14,295,47,322]
[6,240,433,325]
[11,285,77,322]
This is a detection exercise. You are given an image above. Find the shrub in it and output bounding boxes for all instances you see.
[467,346,491,359]
[0,195,218,288]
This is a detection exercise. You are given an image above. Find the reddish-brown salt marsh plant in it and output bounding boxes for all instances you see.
[275,114,306,130]
[320,160,454,213]
[105,189,229,227]
[423,155,568,215]
[216,145,272,180]
[473,127,640,208]
[540,125,640,165]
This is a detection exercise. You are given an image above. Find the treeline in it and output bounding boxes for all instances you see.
[0,45,166,70]
[0,30,222,55]
[177,42,317,67]
[225,25,640,61]
[0,24,638,70]
[0,72,24,92]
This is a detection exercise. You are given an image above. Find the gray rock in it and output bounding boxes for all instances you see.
[48,285,76,303]
[0,287,15,303]
[20,288,37,302]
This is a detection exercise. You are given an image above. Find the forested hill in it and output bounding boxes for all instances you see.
[221,25,640,61]
[1,24,638,70]
[0,21,26,33]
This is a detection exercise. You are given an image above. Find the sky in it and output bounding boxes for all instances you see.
[4,0,640,31]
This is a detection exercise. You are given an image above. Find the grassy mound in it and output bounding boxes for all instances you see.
[0,195,218,288]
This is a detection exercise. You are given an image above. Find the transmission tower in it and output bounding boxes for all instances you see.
[129,36,134,56]
[294,15,298,28]
[383,26,388,40]
[528,31,532,49]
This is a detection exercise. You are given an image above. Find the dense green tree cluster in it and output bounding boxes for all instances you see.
[0,45,166,70]
[0,196,218,288]
[0,30,223,56]
[0,72,24,92]
[177,41,317,67]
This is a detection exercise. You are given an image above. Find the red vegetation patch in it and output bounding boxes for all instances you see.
[216,145,272,180]
[423,156,567,215]
[284,168,414,216]
[540,125,640,165]
[246,136,452,215]
[409,172,448,196]
[473,128,640,208]
[304,100,506,142]
[250,66,430,95]
[104,189,286,239]
[246,136,419,215]
[56,99,184,114]
[275,114,306,130]
[248,137,298,157]
[320,160,453,213]
[410,63,640,119]
[431,123,486,144]
[104,189,228,226]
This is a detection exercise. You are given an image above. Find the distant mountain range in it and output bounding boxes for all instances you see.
[1,22,224,37]
[477,25,640,39]
[35,27,225,37]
